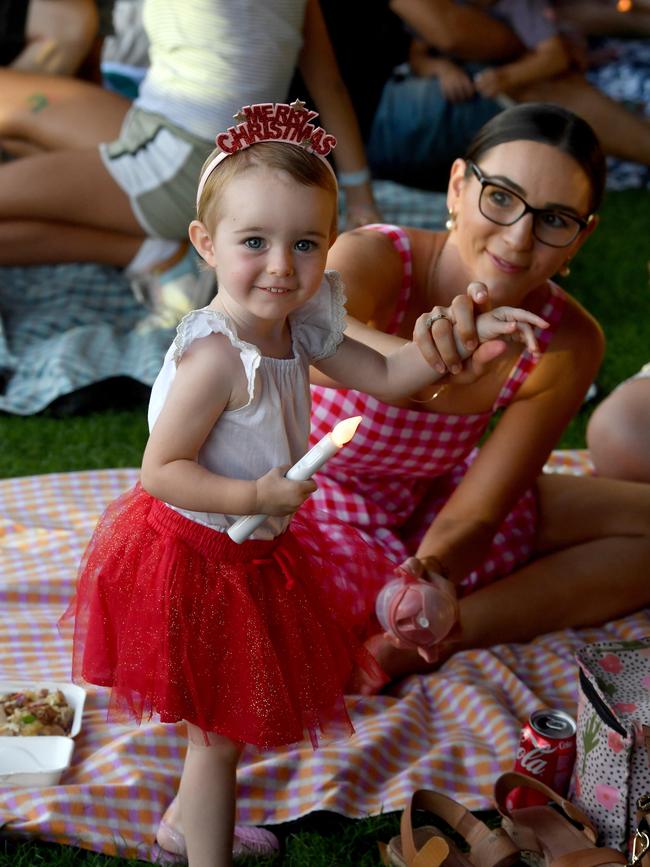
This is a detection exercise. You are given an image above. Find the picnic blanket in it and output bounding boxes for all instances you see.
[1,452,648,862]
[0,183,447,416]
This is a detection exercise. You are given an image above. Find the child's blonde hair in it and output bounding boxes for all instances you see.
[196,142,339,239]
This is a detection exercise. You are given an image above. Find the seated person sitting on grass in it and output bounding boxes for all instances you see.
[376,0,650,189]
[587,363,650,483]
[306,102,650,689]
[409,0,571,104]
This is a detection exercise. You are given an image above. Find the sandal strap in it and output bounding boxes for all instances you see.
[495,772,597,844]
[551,849,627,867]
[401,790,516,866]
[413,837,451,867]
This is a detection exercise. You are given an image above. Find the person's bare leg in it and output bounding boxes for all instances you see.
[517,73,650,165]
[1,137,47,159]
[0,147,146,265]
[357,473,650,689]
[587,379,650,484]
[0,68,129,154]
[0,219,142,266]
[178,725,243,867]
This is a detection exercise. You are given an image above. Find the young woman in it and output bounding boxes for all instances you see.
[307,102,650,685]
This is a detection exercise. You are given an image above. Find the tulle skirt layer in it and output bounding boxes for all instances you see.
[64,485,393,748]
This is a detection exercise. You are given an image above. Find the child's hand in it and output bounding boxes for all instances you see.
[255,466,317,516]
[476,306,549,355]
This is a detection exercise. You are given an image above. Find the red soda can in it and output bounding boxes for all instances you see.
[506,708,577,810]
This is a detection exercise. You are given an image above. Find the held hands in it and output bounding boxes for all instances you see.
[414,282,548,382]
[254,466,316,517]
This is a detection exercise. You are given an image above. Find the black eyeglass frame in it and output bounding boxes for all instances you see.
[466,160,592,248]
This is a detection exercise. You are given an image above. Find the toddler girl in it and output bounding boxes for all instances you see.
[65,101,547,867]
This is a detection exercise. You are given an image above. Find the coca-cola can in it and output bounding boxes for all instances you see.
[506,708,577,810]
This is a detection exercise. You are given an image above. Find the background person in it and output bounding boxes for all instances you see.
[0,0,99,74]
[587,363,650,483]
[331,0,650,191]
[0,0,379,278]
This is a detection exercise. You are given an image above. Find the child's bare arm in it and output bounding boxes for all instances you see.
[314,306,547,401]
[474,35,570,97]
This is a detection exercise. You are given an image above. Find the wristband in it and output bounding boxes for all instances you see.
[338,166,371,187]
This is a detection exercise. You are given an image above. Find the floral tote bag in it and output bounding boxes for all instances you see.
[571,637,650,857]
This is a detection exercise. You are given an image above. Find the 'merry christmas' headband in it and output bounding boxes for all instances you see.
[196,100,337,207]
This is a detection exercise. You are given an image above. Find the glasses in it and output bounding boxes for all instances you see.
[467,161,591,248]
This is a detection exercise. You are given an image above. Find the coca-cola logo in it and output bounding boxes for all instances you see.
[517,744,555,775]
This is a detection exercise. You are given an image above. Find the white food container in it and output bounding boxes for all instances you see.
[0,681,86,787]
[0,737,75,787]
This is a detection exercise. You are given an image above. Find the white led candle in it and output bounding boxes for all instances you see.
[227,416,362,544]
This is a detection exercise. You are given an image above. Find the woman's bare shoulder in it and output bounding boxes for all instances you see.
[327,226,443,322]
[327,228,405,322]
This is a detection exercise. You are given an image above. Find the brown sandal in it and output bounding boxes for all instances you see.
[494,772,627,867]
[380,789,520,867]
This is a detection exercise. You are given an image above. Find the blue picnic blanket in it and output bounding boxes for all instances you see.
[0,263,174,416]
[0,182,448,415]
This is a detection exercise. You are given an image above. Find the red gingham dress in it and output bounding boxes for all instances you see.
[307,224,566,595]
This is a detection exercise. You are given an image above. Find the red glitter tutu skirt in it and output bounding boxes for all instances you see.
[63,485,393,748]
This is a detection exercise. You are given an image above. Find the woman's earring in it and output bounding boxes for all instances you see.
[445,210,457,231]
[559,261,571,277]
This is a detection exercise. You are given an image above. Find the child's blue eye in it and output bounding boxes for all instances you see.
[244,237,264,249]
[294,239,316,252]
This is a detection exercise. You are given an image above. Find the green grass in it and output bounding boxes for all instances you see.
[0,188,647,865]
[0,813,404,866]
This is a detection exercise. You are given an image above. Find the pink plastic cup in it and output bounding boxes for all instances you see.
[375,571,457,661]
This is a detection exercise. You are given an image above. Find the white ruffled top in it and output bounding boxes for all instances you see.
[147,271,347,539]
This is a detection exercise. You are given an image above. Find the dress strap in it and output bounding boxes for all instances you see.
[492,282,567,411]
[363,223,413,335]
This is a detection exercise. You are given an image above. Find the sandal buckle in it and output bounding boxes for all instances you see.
[630,829,650,865]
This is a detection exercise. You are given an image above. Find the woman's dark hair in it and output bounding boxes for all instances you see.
[465,103,606,213]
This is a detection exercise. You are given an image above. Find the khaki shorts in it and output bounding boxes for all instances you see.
[100,106,213,238]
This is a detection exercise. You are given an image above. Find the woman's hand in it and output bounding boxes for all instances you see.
[255,467,317,516]
[413,282,507,379]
